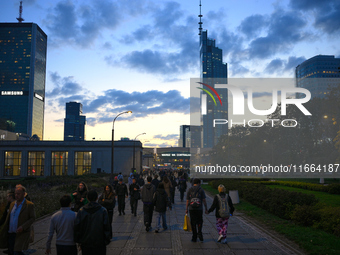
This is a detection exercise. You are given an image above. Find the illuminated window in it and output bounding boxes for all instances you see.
[28,152,45,176]
[52,152,68,175]
[4,151,21,176]
[75,152,92,175]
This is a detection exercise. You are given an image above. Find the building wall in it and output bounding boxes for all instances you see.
[0,140,142,177]
[0,23,47,139]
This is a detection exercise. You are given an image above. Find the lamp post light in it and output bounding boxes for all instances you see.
[133,132,146,173]
[111,111,132,175]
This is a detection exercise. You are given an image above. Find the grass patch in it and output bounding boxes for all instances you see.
[202,185,340,255]
[266,185,340,207]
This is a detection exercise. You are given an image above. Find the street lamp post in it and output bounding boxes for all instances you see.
[133,132,146,173]
[111,111,132,175]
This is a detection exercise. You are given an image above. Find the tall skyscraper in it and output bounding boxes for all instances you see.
[199,2,228,148]
[179,125,201,148]
[0,22,47,139]
[64,102,86,141]
[296,55,340,99]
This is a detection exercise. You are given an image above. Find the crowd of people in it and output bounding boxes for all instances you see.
[0,169,234,255]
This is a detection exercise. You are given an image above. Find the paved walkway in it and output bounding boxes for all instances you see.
[1,188,305,255]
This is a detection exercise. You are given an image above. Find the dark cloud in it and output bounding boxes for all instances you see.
[248,9,309,59]
[290,0,340,35]
[238,14,268,38]
[262,56,306,74]
[110,1,198,76]
[45,0,142,47]
[230,62,249,76]
[264,59,284,74]
[153,134,179,140]
[46,72,85,98]
[284,56,306,71]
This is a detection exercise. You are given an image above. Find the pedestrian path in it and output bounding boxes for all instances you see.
[1,187,305,255]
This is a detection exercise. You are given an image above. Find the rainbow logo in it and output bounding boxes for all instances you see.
[197,82,222,106]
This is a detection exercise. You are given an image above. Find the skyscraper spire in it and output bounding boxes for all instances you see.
[17,1,24,23]
[198,0,203,35]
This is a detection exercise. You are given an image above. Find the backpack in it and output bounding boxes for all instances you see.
[217,194,230,218]
[142,185,155,203]
[190,187,201,209]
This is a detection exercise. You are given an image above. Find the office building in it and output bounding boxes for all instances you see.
[200,30,228,148]
[296,55,340,99]
[0,22,47,139]
[64,102,86,141]
[179,125,201,148]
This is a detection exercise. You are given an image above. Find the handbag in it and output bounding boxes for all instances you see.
[183,214,192,232]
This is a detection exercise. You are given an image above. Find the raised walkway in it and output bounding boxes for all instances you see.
[1,187,305,255]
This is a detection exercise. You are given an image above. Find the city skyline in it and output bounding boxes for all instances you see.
[0,0,339,147]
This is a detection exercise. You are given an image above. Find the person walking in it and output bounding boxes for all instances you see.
[0,191,15,255]
[0,185,35,255]
[178,175,187,202]
[152,183,172,233]
[170,175,177,204]
[71,182,88,212]
[128,173,134,186]
[98,185,116,236]
[141,176,156,232]
[45,195,77,255]
[129,178,140,216]
[115,178,128,216]
[74,190,111,255]
[207,184,234,244]
[162,176,172,199]
[185,178,208,243]
[151,175,160,190]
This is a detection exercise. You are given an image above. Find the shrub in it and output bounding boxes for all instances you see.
[291,204,321,227]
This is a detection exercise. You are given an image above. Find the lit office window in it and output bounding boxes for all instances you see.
[75,152,92,175]
[4,151,21,176]
[28,152,45,176]
[52,152,68,175]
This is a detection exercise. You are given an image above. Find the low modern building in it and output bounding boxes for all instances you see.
[0,139,142,178]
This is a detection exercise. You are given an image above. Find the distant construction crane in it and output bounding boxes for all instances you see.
[17,1,24,23]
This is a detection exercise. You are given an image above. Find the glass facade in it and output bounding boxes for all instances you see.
[296,55,340,99]
[4,151,21,176]
[28,151,44,176]
[52,152,68,175]
[200,31,228,148]
[64,102,86,141]
[75,152,92,175]
[0,23,47,139]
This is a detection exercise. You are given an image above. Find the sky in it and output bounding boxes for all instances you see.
[1,0,339,147]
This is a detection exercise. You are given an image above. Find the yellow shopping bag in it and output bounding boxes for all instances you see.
[183,214,192,232]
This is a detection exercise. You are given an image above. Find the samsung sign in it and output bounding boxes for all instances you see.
[1,91,24,96]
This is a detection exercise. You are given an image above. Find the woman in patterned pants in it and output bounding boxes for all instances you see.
[206,184,234,244]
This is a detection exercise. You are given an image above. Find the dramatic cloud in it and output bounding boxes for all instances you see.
[238,14,268,38]
[263,56,306,74]
[264,59,284,74]
[153,134,179,140]
[47,73,190,126]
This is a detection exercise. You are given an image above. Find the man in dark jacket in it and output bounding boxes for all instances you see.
[71,182,88,212]
[152,183,172,233]
[186,178,208,243]
[129,178,140,216]
[151,175,160,189]
[115,178,128,216]
[141,176,155,231]
[178,176,187,202]
[74,190,111,255]
[0,191,15,254]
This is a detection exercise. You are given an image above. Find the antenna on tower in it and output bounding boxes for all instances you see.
[198,0,203,35]
[17,1,24,23]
